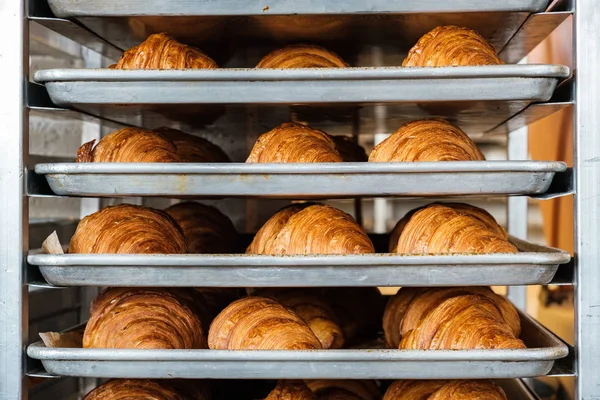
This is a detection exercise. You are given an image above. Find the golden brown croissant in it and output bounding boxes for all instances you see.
[403,26,502,67]
[257,44,348,68]
[83,379,209,400]
[369,119,484,163]
[84,288,207,349]
[266,381,317,400]
[208,296,322,350]
[154,127,230,163]
[69,204,187,254]
[112,32,218,69]
[77,127,181,163]
[247,204,374,255]
[257,288,344,349]
[382,287,424,348]
[393,203,517,254]
[332,136,368,162]
[306,380,379,400]
[247,123,343,163]
[383,380,445,400]
[427,380,507,400]
[165,202,239,254]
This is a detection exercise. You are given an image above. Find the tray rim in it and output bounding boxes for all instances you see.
[34,161,568,175]
[47,0,551,17]
[33,65,571,83]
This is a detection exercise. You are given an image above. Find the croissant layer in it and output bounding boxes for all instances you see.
[383,380,507,400]
[83,379,208,400]
[257,44,348,68]
[403,26,502,67]
[266,381,317,400]
[306,380,380,400]
[154,127,230,163]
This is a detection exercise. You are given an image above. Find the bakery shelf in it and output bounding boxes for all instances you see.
[26,310,568,380]
[28,236,570,288]
[32,161,567,199]
[33,65,569,134]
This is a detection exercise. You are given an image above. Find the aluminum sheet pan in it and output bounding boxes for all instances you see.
[47,0,550,17]
[34,161,567,199]
[28,237,570,287]
[26,311,568,379]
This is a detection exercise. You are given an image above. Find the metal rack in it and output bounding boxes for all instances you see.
[1,0,598,398]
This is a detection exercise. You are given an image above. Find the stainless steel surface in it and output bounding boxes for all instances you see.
[574,0,600,397]
[28,236,570,287]
[33,161,567,198]
[26,311,568,379]
[0,0,28,398]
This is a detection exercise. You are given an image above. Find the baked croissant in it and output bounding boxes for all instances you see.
[83,379,209,400]
[257,288,344,349]
[69,204,187,254]
[257,44,348,68]
[332,136,368,162]
[403,26,502,67]
[383,380,506,400]
[154,127,230,163]
[84,288,207,349]
[266,381,317,400]
[392,203,517,254]
[165,202,239,254]
[208,296,322,350]
[247,204,374,255]
[369,119,484,163]
[382,287,423,348]
[77,127,180,163]
[306,380,380,400]
[389,203,507,252]
[112,32,218,69]
[247,123,343,163]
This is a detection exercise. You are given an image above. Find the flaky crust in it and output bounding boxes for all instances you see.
[427,380,507,400]
[84,288,207,349]
[247,204,374,255]
[332,136,368,162]
[154,127,230,163]
[165,202,239,254]
[403,26,502,67]
[393,204,517,254]
[83,379,209,400]
[257,44,348,68]
[69,204,187,254]
[266,381,317,400]
[382,288,424,348]
[77,127,180,163]
[113,33,217,69]
[258,288,344,349]
[246,204,311,254]
[306,380,379,400]
[207,296,322,350]
[247,123,343,163]
[383,380,445,400]
[369,119,484,163]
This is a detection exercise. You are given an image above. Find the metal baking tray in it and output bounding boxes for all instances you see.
[33,161,567,199]
[28,236,571,287]
[26,311,568,379]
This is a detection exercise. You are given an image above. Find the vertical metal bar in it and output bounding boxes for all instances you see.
[352,109,363,226]
[574,0,600,397]
[507,127,529,310]
[0,0,28,398]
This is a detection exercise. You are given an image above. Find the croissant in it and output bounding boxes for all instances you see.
[257,44,348,68]
[382,287,423,348]
[208,296,322,350]
[403,26,502,67]
[266,381,317,400]
[154,127,230,163]
[247,123,343,163]
[83,379,209,400]
[393,204,517,254]
[332,136,368,162]
[306,380,380,400]
[383,380,506,400]
[112,33,217,69]
[247,204,374,255]
[84,288,207,349]
[389,203,507,252]
[165,202,239,254]
[369,119,484,163]
[77,127,180,163]
[69,204,187,254]
[257,288,344,349]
